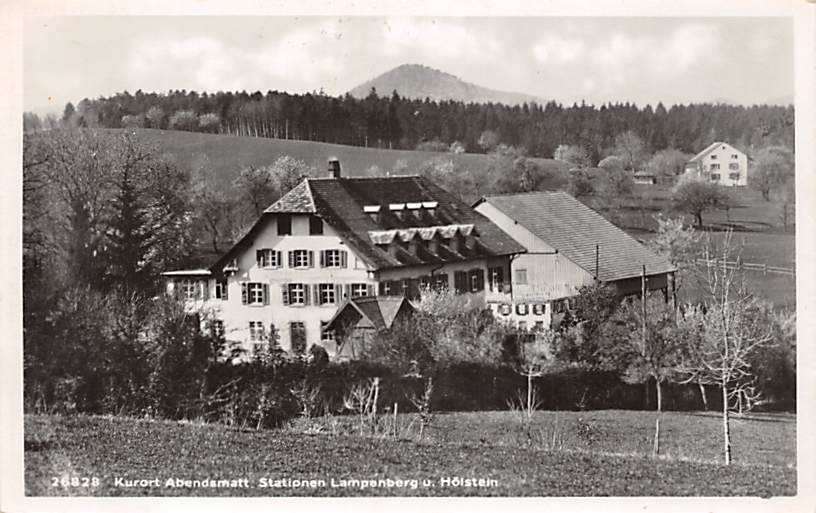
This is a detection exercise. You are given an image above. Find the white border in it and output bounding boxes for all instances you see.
[1,1,813,512]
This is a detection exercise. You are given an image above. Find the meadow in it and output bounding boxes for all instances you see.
[25,410,795,497]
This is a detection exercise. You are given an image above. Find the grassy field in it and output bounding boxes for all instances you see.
[128,128,568,189]
[25,410,795,497]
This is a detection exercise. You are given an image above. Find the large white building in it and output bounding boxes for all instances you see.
[162,159,525,358]
[474,191,676,329]
[684,141,749,187]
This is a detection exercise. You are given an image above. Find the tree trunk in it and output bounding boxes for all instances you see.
[653,378,662,456]
[699,382,708,411]
[722,383,732,465]
[527,371,533,421]
[695,212,703,228]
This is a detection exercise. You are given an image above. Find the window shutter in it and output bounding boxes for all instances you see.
[262,283,270,305]
[203,281,210,300]
[344,284,352,299]
[319,250,326,268]
[378,282,385,295]
[475,269,485,291]
[276,251,282,268]
[288,251,295,268]
[314,285,321,305]
[336,283,343,301]
[223,281,229,300]
[282,284,290,306]
[241,283,248,305]
[367,284,375,296]
[304,284,311,305]
[256,249,263,267]
[454,271,466,293]
[308,251,314,268]
[340,251,348,268]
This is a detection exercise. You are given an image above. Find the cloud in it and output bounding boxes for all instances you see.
[252,23,342,82]
[532,36,585,64]
[130,36,243,91]
[381,18,499,60]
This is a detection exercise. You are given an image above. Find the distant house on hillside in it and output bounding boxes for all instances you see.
[162,158,525,359]
[473,191,676,330]
[684,142,748,186]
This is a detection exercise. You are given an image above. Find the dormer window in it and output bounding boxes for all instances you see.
[406,202,423,220]
[422,201,438,217]
[363,205,381,224]
[277,215,292,236]
[389,203,405,220]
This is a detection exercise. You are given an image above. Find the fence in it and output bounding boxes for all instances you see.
[695,258,795,277]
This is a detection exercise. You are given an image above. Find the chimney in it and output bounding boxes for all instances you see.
[328,157,341,178]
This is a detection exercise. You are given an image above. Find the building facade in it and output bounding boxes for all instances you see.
[684,142,748,187]
[474,191,676,330]
[163,159,525,358]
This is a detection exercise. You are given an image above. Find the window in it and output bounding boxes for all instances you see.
[710,154,717,160]
[534,321,545,332]
[256,249,281,268]
[241,282,267,305]
[318,283,337,305]
[729,163,739,170]
[249,321,266,341]
[469,269,485,292]
[321,249,347,268]
[729,173,740,180]
[514,269,528,285]
[518,321,528,332]
[277,215,292,236]
[284,283,308,306]
[211,320,224,338]
[309,216,324,235]
[711,173,721,181]
[380,281,393,295]
[351,283,370,298]
[516,303,528,316]
[533,304,545,316]
[214,280,228,300]
[731,154,739,159]
[321,321,335,343]
[179,279,199,300]
[710,163,720,170]
[289,249,313,269]
[488,266,504,292]
[433,273,449,290]
[290,322,307,355]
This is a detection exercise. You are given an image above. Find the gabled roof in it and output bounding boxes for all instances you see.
[475,191,675,282]
[324,296,415,332]
[688,141,744,163]
[211,175,525,274]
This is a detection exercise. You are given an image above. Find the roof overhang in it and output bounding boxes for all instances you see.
[161,269,212,277]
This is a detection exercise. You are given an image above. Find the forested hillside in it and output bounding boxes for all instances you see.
[28,88,794,162]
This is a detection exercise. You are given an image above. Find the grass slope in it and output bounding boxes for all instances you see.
[128,128,566,189]
[25,411,795,497]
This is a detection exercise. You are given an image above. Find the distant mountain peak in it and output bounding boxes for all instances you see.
[348,63,545,106]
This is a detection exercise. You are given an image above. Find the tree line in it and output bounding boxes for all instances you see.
[23,88,793,161]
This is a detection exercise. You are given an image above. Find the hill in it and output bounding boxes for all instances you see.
[128,128,567,190]
[348,63,545,106]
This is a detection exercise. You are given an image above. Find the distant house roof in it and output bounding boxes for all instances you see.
[211,175,525,274]
[324,296,415,332]
[688,142,744,163]
[474,191,676,282]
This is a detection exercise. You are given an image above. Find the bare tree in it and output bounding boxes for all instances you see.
[675,232,773,465]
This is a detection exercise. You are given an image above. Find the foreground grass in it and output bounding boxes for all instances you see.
[25,410,795,497]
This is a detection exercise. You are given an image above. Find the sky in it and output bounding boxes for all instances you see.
[23,16,793,115]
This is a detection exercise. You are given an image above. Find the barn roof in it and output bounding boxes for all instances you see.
[475,191,675,282]
[211,174,525,274]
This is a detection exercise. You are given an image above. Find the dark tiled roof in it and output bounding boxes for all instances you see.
[477,191,675,282]
[221,175,525,272]
[324,296,414,332]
